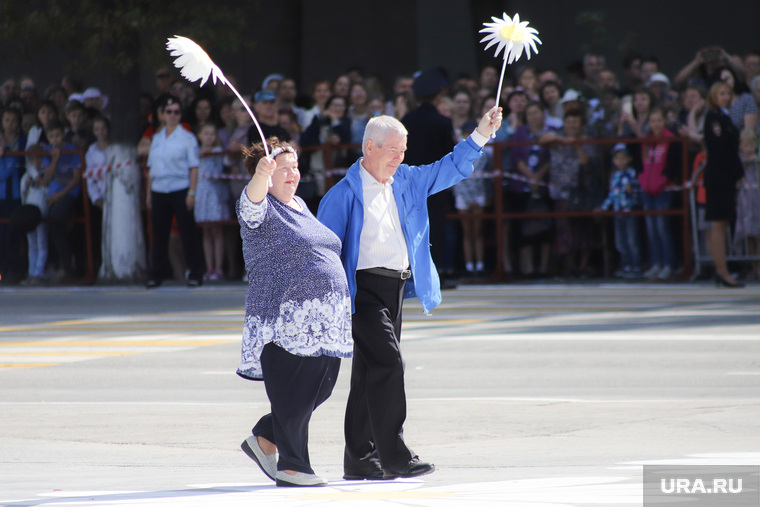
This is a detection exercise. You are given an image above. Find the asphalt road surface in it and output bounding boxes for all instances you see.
[1,282,759,506]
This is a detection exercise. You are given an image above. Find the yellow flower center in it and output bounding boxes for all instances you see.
[500,23,525,42]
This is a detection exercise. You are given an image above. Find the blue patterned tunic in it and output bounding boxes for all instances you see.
[236,190,352,380]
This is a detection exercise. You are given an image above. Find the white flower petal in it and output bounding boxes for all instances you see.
[479,11,540,64]
[166,36,227,87]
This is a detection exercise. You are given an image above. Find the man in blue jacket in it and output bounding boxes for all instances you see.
[317,106,502,480]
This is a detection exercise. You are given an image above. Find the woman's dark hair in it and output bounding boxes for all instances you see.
[563,108,585,125]
[504,89,528,123]
[708,65,750,95]
[2,107,22,133]
[35,100,58,121]
[539,80,563,109]
[157,93,181,111]
[147,93,182,130]
[207,95,234,129]
[324,94,346,111]
[311,79,331,95]
[44,118,66,133]
[631,87,657,120]
[92,115,111,132]
[525,100,545,114]
[242,137,294,176]
[187,96,216,127]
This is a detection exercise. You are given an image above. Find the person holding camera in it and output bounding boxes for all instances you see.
[673,46,745,90]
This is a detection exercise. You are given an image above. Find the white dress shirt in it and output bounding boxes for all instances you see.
[357,162,410,271]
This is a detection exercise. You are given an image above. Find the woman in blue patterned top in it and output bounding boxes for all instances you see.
[236,137,352,487]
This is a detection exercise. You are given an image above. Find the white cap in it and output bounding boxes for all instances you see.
[647,73,670,87]
[559,89,582,104]
[82,87,108,110]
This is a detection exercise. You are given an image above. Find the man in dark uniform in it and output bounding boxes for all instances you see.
[401,69,458,282]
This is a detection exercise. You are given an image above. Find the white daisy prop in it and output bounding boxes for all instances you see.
[480,12,541,133]
[166,36,273,184]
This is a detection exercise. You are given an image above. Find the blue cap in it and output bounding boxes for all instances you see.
[611,143,629,155]
[254,90,276,103]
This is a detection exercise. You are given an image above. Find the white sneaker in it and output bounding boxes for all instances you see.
[643,265,661,279]
[275,470,328,487]
[657,266,672,280]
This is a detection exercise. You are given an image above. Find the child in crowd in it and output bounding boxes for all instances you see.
[453,120,490,275]
[42,119,82,282]
[597,144,643,278]
[84,116,111,209]
[735,129,760,279]
[64,100,95,150]
[20,144,49,284]
[639,107,680,280]
[194,123,230,280]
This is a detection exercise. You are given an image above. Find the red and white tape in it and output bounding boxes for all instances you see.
[83,160,133,179]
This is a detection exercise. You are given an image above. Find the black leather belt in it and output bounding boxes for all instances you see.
[360,267,411,280]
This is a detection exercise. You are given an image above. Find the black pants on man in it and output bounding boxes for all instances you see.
[344,270,413,473]
[253,343,340,474]
[149,189,203,283]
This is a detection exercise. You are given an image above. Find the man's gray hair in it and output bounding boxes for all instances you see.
[362,115,408,156]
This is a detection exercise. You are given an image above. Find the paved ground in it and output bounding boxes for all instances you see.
[1,282,759,506]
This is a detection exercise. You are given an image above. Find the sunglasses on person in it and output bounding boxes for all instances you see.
[164,108,181,115]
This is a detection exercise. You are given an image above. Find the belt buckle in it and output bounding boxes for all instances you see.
[400,270,411,280]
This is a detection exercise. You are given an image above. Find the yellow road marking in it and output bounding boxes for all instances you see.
[0,351,138,356]
[0,339,237,348]
[0,363,58,369]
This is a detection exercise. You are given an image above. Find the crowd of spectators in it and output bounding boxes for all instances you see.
[1,44,760,285]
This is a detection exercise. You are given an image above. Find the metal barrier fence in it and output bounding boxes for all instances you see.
[177,137,694,279]
[297,136,693,279]
[7,136,733,283]
[0,136,705,284]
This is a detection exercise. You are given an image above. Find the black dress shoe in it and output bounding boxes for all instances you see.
[145,279,161,289]
[714,273,745,288]
[382,456,435,479]
[343,466,385,480]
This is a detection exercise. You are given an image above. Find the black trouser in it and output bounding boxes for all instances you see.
[344,270,413,472]
[253,343,341,474]
[48,194,77,274]
[0,199,23,279]
[149,189,203,282]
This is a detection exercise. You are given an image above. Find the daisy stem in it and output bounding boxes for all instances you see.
[493,57,508,137]
[227,82,272,186]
